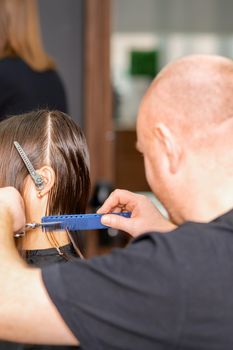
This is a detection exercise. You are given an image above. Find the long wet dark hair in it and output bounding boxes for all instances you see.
[0,110,90,252]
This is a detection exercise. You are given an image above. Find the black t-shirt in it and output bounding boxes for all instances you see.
[0,57,67,121]
[0,245,78,350]
[42,209,233,350]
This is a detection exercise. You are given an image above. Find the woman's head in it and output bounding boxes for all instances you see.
[0,0,55,71]
[0,110,90,223]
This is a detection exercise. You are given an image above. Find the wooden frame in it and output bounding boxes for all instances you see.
[83,0,113,257]
[84,0,114,190]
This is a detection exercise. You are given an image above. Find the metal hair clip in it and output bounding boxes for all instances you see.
[14,141,44,190]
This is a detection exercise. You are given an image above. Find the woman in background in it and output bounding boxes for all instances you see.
[0,109,90,349]
[0,0,67,121]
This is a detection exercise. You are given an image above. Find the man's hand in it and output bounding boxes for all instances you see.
[0,187,26,234]
[97,189,177,237]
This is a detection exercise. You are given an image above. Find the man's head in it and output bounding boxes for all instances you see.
[137,55,233,224]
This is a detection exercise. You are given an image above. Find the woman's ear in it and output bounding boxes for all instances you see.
[36,166,55,197]
[153,123,182,174]
[22,166,55,222]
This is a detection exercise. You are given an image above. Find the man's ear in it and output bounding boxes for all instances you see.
[36,166,55,196]
[153,123,182,174]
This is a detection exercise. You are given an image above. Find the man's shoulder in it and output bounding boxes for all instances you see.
[43,212,233,297]
[131,216,233,265]
[135,213,233,242]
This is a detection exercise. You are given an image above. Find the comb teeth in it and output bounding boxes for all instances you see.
[41,212,131,232]
[42,222,63,232]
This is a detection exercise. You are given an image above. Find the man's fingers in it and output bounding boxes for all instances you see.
[97,189,139,214]
[97,189,126,213]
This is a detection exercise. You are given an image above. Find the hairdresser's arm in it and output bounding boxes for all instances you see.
[0,187,78,345]
[98,189,176,237]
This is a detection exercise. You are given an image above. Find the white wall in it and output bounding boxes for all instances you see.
[112,0,233,34]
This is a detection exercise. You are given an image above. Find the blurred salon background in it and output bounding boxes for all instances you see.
[23,0,233,254]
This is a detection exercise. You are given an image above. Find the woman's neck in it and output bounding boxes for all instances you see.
[19,228,70,251]
[21,192,70,250]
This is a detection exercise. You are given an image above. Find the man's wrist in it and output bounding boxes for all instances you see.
[0,206,13,234]
[0,205,27,268]
[0,205,17,254]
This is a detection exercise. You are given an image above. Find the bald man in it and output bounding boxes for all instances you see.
[1,54,233,349]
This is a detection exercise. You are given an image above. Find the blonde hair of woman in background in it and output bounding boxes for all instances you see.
[0,0,55,71]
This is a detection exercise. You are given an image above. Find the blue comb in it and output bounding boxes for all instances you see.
[41,212,131,231]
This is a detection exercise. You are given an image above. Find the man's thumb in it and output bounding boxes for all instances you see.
[101,214,131,233]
